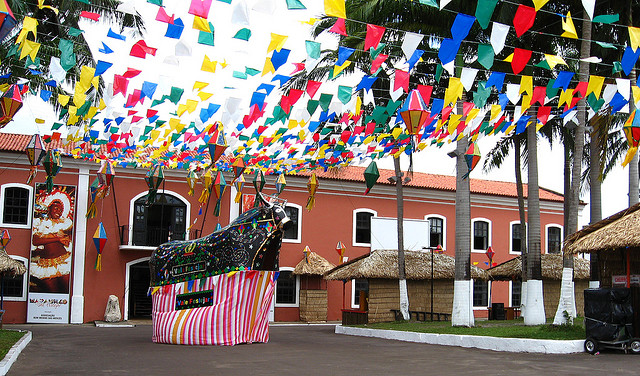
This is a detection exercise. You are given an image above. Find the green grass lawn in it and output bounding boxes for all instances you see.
[0,330,27,359]
[351,318,586,340]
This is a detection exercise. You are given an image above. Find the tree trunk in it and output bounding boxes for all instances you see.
[452,135,473,327]
[515,136,528,318]
[588,108,602,289]
[629,66,639,207]
[394,156,410,320]
[525,111,545,325]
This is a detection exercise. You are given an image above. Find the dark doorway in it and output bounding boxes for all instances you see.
[132,194,187,246]
[128,261,152,319]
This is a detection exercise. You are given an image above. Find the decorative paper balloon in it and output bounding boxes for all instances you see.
[0,228,10,249]
[275,174,286,195]
[302,245,311,264]
[145,165,164,205]
[363,161,379,194]
[622,110,640,166]
[399,89,429,136]
[186,169,198,196]
[252,169,265,193]
[0,0,17,41]
[212,170,227,216]
[462,142,481,179]
[0,84,23,128]
[25,133,46,184]
[231,158,246,181]
[198,168,214,205]
[93,222,107,271]
[208,123,227,165]
[306,173,318,211]
[233,173,245,203]
[42,150,62,192]
[86,177,100,218]
[335,241,345,264]
[96,160,115,198]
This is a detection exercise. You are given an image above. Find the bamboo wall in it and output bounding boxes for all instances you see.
[299,289,327,322]
[598,250,640,288]
[542,280,589,318]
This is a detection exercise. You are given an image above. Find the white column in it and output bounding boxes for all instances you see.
[70,167,90,324]
[229,185,239,221]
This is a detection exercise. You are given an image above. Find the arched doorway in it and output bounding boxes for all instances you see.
[128,260,152,319]
[132,193,187,246]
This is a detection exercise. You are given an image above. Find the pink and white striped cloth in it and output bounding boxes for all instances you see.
[151,270,276,345]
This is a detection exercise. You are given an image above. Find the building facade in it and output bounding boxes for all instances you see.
[0,133,570,324]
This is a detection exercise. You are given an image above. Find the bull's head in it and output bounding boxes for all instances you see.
[256,192,290,231]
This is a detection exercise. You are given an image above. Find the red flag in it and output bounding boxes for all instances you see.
[513,5,536,37]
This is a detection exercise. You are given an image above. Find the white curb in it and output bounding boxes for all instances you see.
[335,325,584,354]
[0,330,31,376]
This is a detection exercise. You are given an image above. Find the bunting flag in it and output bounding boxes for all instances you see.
[306,173,318,211]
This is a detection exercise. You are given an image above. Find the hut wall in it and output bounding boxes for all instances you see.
[598,250,640,288]
[299,289,327,322]
[367,279,454,323]
[542,280,589,318]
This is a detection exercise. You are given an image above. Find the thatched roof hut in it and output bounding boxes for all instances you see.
[488,254,590,280]
[0,248,26,276]
[563,203,640,254]
[324,249,489,281]
[292,251,335,276]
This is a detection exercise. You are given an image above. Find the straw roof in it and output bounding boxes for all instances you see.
[323,249,489,281]
[292,251,336,276]
[563,203,640,254]
[488,254,590,280]
[0,249,26,276]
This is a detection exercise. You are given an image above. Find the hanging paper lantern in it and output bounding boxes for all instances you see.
[399,89,429,136]
[42,150,62,192]
[0,228,10,249]
[275,174,287,196]
[0,84,23,128]
[462,142,481,179]
[252,169,265,193]
[231,158,246,181]
[212,171,227,216]
[0,0,17,41]
[622,109,640,166]
[96,160,115,198]
[198,168,214,205]
[234,173,245,203]
[145,165,164,205]
[363,161,379,194]
[306,173,318,211]
[335,241,345,264]
[302,245,311,264]
[25,133,46,184]
[186,169,198,196]
[86,177,100,218]
[93,222,107,271]
[208,123,227,165]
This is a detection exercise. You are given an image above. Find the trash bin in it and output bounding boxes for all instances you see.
[491,303,505,320]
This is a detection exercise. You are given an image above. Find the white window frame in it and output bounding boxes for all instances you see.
[2,255,27,301]
[350,278,369,309]
[0,183,34,229]
[282,203,302,244]
[126,190,191,248]
[472,279,491,309]
[275,267,299,308]
[471,218,492,253]
[545,224,564,254]
[424,214,447,250]
[509,280,522,308]
[352,208,377,247]
[509,220,524,255]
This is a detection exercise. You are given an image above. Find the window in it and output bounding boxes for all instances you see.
[511,280,521,307]
[473,280,489,307]
[511,222,522,254]
[0,184,33,228]
[428,217,443,248]
[472,219,490,252]
[1,256,27,301]
[131,192,188,247]
[547,226,562,254]
[282,204,301,242]
[275,269,298,307]
[351,279,369,309]
[353,209,376,246]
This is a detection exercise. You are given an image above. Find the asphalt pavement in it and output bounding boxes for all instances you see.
[5,323,640,376]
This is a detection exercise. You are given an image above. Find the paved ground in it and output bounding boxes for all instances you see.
[5,323,640,376]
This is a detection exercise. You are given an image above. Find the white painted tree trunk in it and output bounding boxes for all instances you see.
[399,278,410,320]
[553,268,576,325]
[524,280,545,325]
[452,280,474,327]
[520,281,527,318]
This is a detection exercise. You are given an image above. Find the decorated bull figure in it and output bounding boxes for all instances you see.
[149,193,290,286]
[149,193,291,346]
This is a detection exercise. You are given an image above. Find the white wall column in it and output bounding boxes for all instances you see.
[70,167,90,324]
[229,185,240,221]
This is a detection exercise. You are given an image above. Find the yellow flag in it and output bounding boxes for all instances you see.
[519,76,532,95]
[324,0,346,19]
[35,118,45,124]
[561,12,578,39]
[490,104,502,121]
[332,61,351,77]
[444,77,463,107]
[521,94,531,113]
[16,17,38,46]
[586,75,605,99]
[177,104,188,117]
[629,26,640,51]
[558,89,574,108]
[197,91,212,101]
[98,98,106,110]
[633,86,640,106]
[192,16,211,32]
[262,57,275,76]
[201,55,217,73]
[448,114,462,135]
[85,107,98,120]
[544,54,567,69]
[20,40,41,61]
[193,81,209,91]
[267,33,288,53]
[58,94,70,107]
[532,0,549,11]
